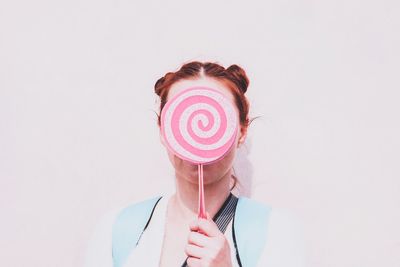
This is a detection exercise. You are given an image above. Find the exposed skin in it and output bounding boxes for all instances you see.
[158,76,247,267]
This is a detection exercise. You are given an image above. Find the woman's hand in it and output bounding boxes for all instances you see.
[185,215,233,267]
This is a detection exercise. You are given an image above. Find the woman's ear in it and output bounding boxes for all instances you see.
[159,128,166,147]
[237,126,247,147]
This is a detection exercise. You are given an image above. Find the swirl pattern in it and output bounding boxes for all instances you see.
[161,87,238,164]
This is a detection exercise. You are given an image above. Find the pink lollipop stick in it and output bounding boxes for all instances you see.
[198,164,206,219]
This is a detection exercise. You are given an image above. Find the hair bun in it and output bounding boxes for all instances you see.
[154,76,165,96]
[226,64,249,94]
[154,72,175,96]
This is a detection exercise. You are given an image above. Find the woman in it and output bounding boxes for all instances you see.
[84,61,304,267]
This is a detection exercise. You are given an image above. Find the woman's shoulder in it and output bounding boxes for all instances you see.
[83,195,165,267]
[83,207,120,267]
[90,194,166,233]
[236,197,302,237]
[234,197,305,266]
[260,206,306,267]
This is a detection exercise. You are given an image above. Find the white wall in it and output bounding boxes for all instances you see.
[1,0,399,266]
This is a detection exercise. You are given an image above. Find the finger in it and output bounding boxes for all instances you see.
[189,220,199,232]
[185,244,206,258]
[197,218,220,237]
[186,257,201,267]
[188,231,210,247]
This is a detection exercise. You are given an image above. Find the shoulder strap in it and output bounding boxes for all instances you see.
[233,197,271,267]
[112,196,162,267]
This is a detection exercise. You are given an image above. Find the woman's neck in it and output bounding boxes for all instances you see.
[171,168,232,222]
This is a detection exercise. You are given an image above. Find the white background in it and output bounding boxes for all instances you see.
[1,0,399,266]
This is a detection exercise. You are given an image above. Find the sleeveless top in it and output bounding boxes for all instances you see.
[122,193,241,267]
[84,193,305,267]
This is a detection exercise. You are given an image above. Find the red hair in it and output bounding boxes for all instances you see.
[154,61,250,130]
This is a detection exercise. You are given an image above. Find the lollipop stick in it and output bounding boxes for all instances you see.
[198,164,207,219]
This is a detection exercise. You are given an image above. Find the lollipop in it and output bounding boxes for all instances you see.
[161,86,238,218]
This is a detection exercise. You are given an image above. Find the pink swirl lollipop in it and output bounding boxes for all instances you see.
[161,86,238,165]
[161,86,238,219]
